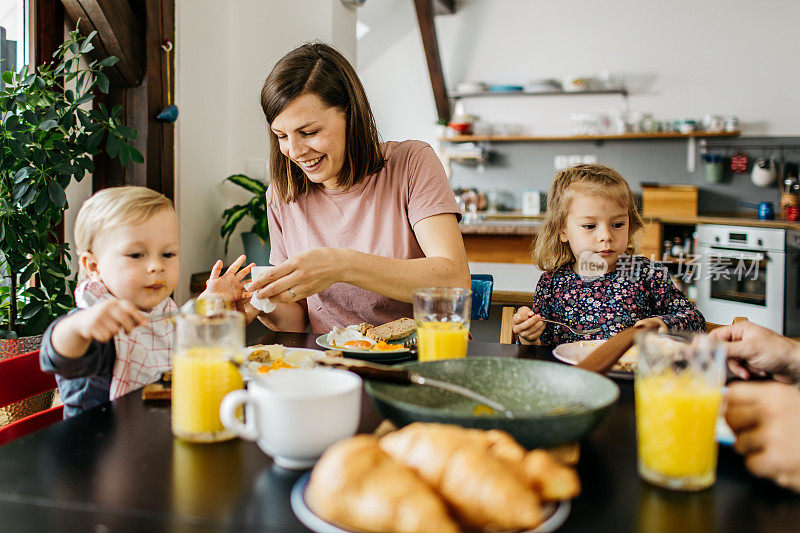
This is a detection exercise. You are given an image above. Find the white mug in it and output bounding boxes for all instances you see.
[751,158,777,187]
[220,368,362,469]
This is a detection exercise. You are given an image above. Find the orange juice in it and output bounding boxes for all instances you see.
[635,372,722,490]
[172,347,243,442]
[417,321,469,361]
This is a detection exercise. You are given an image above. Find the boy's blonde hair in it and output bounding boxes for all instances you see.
[532,164,644,272]
[75,186,175,281]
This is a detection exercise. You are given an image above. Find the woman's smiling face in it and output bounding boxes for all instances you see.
[270,93,348,190]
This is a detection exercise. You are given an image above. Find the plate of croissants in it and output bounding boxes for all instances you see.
[291,422,580,533]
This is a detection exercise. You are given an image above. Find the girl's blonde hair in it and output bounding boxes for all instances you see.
[532,164,644,272]
[75,186,175,281]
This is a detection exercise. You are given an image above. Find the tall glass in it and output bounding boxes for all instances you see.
[172,301,244,443]
[634,331,726,491]
[413,287,471,362]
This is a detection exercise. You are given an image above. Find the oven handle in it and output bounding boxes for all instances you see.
[703,249,766,262]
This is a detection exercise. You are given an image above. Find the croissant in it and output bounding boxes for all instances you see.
[380,423,543,531]
[305,435,459,533]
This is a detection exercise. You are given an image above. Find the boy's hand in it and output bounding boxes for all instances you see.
[53,298,146,358]
[78,299,147,343]
[203,256,254,302]
[512,306,545,344]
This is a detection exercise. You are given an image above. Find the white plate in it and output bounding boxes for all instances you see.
[552,340,635,379]
[315,334,413,355]
[290,471,571,533]
[243,346,324,377]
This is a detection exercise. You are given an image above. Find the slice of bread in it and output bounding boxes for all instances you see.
[365,317,416,342]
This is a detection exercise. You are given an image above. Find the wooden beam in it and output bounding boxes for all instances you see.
[89,0,174,200]
[433,0,456,15]
[60,0,143,87]
[413,0,450,123]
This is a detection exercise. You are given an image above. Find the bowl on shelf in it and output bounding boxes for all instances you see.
[447,122,473,135]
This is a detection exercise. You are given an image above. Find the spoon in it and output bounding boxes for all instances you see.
[313,354,515,419]
[541,318,600,336]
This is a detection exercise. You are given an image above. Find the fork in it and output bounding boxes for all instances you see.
[541,318,600,336]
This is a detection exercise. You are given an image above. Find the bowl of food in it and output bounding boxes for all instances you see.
[364,357,619,449]
[552,340,639,377]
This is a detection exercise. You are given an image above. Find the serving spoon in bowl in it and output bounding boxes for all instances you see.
[313,353,515,419]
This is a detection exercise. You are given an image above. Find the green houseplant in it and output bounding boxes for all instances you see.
[0,26,143,341]
[220,174,270,264]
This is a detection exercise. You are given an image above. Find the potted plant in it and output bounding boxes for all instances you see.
[0,25,143,350]
[220,174,270,265]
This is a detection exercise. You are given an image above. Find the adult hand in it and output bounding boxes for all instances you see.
[246,247,343,303]
[202,256,260,323]
[725,381,800,492]
[512,306,545,345]
[710,321,800,382]
[77,298,146,343]
[634,317,668,331]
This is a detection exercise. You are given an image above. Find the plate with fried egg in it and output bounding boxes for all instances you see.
[316,324,416,362]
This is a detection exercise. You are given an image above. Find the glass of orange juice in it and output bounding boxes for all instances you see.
[413,287,471,362]
[634,331,726,491]
[172,302,244,443]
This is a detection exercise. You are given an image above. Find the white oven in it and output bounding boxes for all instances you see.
[695,224,800,336]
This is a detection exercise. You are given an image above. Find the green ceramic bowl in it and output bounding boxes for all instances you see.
[364,357,620,449]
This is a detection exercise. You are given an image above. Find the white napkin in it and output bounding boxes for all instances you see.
[250,292,276,313]
[249,266,276,313]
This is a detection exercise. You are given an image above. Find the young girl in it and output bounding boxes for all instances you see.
[512,164,705,345]
[40,187,181,417]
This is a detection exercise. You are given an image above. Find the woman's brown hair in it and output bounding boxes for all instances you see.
[260,42,385,202]
[532,164,644,272]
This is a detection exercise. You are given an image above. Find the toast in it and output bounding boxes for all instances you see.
[365,317,416,342]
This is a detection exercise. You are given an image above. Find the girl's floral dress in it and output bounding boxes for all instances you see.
[532,255,705,345]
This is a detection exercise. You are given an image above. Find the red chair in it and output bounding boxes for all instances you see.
[0,350,63,446]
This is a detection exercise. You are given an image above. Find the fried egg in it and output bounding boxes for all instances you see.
[326,326,376,350]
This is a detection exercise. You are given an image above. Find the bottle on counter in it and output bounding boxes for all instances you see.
[671,237,684,258]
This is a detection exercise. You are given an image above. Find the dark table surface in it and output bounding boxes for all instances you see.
[0,331,797,532]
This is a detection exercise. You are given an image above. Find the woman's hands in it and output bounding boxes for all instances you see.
[202,255,260,323]
[710,321,800,382]
[512,307,545,345]
[246,247,343,303]
[725,381,800,492]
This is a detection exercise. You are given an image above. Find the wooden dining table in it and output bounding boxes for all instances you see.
[0,331,798,531]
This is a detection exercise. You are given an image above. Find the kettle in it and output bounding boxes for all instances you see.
[751,158,777,187]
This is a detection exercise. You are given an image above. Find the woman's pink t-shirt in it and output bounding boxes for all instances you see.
[267,140,460,333]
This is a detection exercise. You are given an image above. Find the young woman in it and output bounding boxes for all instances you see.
[207,43,470,333]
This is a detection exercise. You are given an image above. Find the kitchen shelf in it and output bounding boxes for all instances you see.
[450,88,628,99]
[440,130,741,143]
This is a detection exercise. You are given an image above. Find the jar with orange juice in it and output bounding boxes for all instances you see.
[413,287,471,361]
[172,300,244,443]
[634,331,726,491]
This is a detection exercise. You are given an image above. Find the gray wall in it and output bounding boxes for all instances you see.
[450,136,800,214]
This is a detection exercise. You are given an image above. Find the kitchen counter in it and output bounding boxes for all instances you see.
[460,211,800,236]
[470,261,538,305]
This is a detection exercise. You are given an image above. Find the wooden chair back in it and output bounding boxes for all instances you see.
[0,351,63,446]
[501,309,749,344]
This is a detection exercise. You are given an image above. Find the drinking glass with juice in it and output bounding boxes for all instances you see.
[172,304,244,443]
[634,332,725,491]
[413,287,471,361]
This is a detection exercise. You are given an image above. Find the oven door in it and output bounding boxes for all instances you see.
[696,246,785,331]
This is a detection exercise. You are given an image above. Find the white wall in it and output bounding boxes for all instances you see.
[174,0,357,304]
[358,0,800,144]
